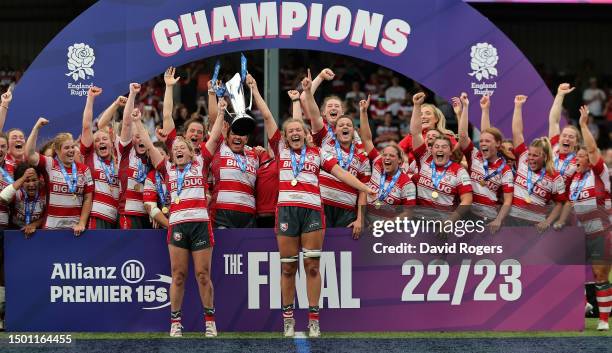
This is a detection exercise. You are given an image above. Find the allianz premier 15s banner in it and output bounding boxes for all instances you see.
[6,228,583,332]
[9,0,552,141]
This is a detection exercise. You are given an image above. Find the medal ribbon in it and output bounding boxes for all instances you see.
[570,171,590,201]
[176,163,192,197]
[23,191,39,225]
[378,169,401,201]
[97,156,115,185]
[0,166,14,183]
[483,157,506,181]
[56,158,78,193]
[526,167,546,196]
[135,158,148,184]
[335,140,355,170]
[554,153,575,176]
[155,171,169,207]
[290,145,306,180]
[234,153,247,173]
[430,160,452,190]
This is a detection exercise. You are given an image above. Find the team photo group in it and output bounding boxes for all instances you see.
[0,61,609,337]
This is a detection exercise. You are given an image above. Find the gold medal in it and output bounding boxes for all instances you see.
[175,197,180,205]
[525,196,531,204]
[431,190,439,199]
[291,179,298,187]
[479,179,486,186]
[162,206,169,215]
[134,184,142,192]
[374,200,382,209]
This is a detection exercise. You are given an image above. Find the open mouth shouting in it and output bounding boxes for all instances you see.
[14,142,23,151]
[435,151,446,164]
[328,109,339,122]
[175,151,185,164]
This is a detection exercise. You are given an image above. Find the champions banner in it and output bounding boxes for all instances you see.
[5,228,584,332]
[9,0,551,141]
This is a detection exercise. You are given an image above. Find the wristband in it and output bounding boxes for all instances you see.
[291,98,300,102]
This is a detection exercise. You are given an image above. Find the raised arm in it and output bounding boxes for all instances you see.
[548,83,575,138]
[132,108,164,168]
[120,83,141,144]
[456,93,471,151]
[579,105,600,164]
[311,68,335,95]
[246,74,277,139]
[25,118,48,165]
[81,86,103,148]
[480,95,491,131]
[358,95,375,154]
[300,70,324,134]
[330,165,375,196]
[410,92,426,150]
[512,95,527,147]
[97,96,127,131]
[288,90,303,121]
[0,87,13,131]
[207,80,218,131]
[162,67,180,135]
[204,98,227,156]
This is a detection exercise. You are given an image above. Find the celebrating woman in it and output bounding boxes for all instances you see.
[358,95,416,212]
[25,118,93,235]
[456,93,513,233]
[302,72,371,236]
[555,105,611,331]
[0,163,46,236]
[252,72,374,338]
[134,96,225,337]
[117,83,152,229]
[548,83,581,184]
[411,92,472,221]
[508,95,566,232]
[80,86,120,229]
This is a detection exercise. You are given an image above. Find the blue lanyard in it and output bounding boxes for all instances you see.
[527,167,546,195]
[570,171,590,201]
[335,141,355,170]
[234,152,247,173]
[135,158,148,184]
[23,191,39,225]
[0,166,14,184]
[483,157,506,181]
[155,171,168,206]
[56,158,78,193]
[430,160,452,190]
[327,125,337,143]
[554,153,575,176]
[379,169,401,201]
[97,156,115,185]
[290,145,306,179]
[176,163,192,197]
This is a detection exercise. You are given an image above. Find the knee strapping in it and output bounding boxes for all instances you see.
[302,248,322,259]
[280,255,299,263]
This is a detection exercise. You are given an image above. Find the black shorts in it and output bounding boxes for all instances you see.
[88,216,116,229]
[213,209,256,229]
[256,215,276,228]
[324,204,356,228]
[119,215,152,230]
[167,221,214,251]
[587,233,612,263]
[276,206,324,236]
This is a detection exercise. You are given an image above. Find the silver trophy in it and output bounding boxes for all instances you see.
[225,72,255,136]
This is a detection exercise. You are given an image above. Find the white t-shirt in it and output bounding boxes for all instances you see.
[583,88,606,116]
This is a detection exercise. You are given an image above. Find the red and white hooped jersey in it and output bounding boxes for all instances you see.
[314,127,371,210]
[206,142,259,214]
[509,143,567,223]
[143,169,170,208]
[158,154,212,225]
[37,155,94,229]
[463,142,514,219]
[81,143,120,223]
[118,140,149,217]
[413,144,472,211]
[4,154,20,176]
[312,122,366,154]
[269,130,338,210]
[366,149,415,206]
[551,134,578,185]
[569,158,611,236]
[255,151,278,215]
[10,188,46,228]
[0,161,12,226]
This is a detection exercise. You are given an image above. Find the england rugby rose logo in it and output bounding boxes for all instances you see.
[65,43,95,81]
[468,42,498,81]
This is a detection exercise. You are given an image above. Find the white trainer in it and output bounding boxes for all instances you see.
[308,319,320,338]
[205,321,218,337]
[283,318,295,337]
[585,302,594,315]
[597,320,609,331]
[169,322,183,337]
